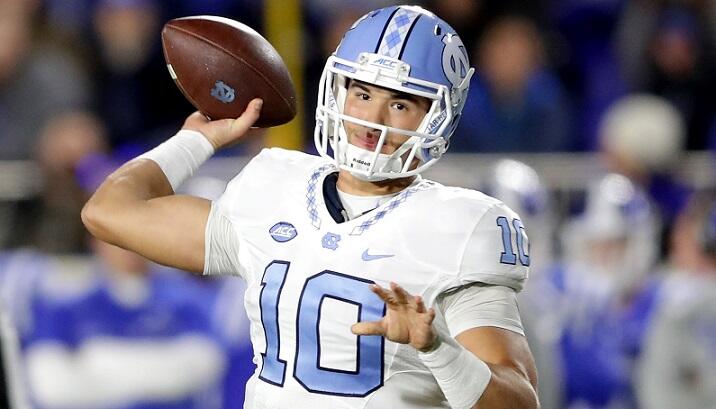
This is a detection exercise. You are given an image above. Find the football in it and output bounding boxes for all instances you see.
[161,16,297,127]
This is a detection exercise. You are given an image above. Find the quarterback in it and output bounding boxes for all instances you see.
[83,5,539,409]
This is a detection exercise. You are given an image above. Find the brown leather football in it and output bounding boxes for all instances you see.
[161,16,297,127]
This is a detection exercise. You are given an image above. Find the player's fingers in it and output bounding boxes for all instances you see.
[425,308,436,325]
[370,284,395,304]
[351,321,385,336]
[230,98,263,135]
[415,295,426,313]
[390,282,410,305]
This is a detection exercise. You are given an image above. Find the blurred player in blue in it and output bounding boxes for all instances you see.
[0,155,257,409]
[83,6,539,408]
[0,244,228,409]
[551,174,663,408]
[24,242,227,409]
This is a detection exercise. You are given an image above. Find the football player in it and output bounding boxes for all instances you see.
[82,6,539,409]
[553,173,663,408]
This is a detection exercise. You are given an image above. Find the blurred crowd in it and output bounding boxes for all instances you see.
[1,0,716,408]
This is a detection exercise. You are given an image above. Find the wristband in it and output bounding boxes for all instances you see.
[419,337,492,409]
[137,130,215,191]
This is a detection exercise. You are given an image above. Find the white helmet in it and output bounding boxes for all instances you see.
[562,173,660,292]
[314,5,475,181]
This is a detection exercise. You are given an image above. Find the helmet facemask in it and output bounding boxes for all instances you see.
[315,51,473,181]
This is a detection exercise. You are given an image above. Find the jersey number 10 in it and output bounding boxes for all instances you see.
[258,261,386,397]
[497,217,530,266]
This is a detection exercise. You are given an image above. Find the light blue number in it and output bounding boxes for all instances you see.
[497,217,530,267]
[294,271,385,396]
[512,218,530,266]
[259,261,386,396]
[258,261,289,386]
[497,216,517,264]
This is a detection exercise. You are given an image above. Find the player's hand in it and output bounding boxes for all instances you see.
[351,282,437,352]
[181,98,263,150]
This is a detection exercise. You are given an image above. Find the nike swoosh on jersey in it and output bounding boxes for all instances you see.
[361,249,394,261]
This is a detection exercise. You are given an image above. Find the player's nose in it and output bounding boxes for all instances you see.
[360,100,389,126]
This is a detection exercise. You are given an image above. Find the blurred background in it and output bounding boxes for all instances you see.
[1,0,716,408]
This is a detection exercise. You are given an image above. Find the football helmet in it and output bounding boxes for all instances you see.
[315,5,475,181]
[562,173,660,292]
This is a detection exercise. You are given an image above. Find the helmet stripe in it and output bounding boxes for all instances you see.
[377,8,421,58]
[398,14,422,59]
[373,7,400,54]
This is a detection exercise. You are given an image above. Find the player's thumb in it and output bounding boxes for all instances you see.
[231,98,263,134]
[351,321,384,336]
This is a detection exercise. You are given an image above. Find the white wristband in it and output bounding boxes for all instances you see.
[419,338,492,409]
[137,129,215,191]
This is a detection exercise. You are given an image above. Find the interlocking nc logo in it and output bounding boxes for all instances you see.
[441,34,469,88]
[211,80,235,103]
[321,232,341,250]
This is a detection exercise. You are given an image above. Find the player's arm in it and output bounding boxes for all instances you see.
[443,203,537,408]
[353,203,538,408]
[456,326,538,408]
[353,283,539,409]
[81,99,263,273]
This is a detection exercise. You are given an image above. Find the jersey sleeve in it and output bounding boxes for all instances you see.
[458,202,529,292]
[204,202,243,277]
[437,284,524,337]
[202,152,254,278]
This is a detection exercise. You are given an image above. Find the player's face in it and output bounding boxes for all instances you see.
[343,80,431,154]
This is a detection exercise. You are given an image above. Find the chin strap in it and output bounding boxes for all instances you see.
[341,143,400,181]
[338,137,420,181]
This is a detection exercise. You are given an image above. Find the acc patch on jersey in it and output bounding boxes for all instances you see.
[269,222,297,243]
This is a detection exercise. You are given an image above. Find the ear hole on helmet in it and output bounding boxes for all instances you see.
[434,25,442,36]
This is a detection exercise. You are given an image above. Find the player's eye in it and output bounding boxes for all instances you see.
[391,101,408,111]
[355,92,371,101]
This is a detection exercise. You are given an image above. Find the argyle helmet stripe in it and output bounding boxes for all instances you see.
[377,8,421,58]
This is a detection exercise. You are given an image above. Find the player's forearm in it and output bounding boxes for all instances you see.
[474,364,539,409]
[420,340,539,409]
[419,325,539,409]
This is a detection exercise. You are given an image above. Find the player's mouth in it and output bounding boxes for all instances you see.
[351,131,382,151]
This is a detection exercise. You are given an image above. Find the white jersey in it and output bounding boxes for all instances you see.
[204,149,529,409]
